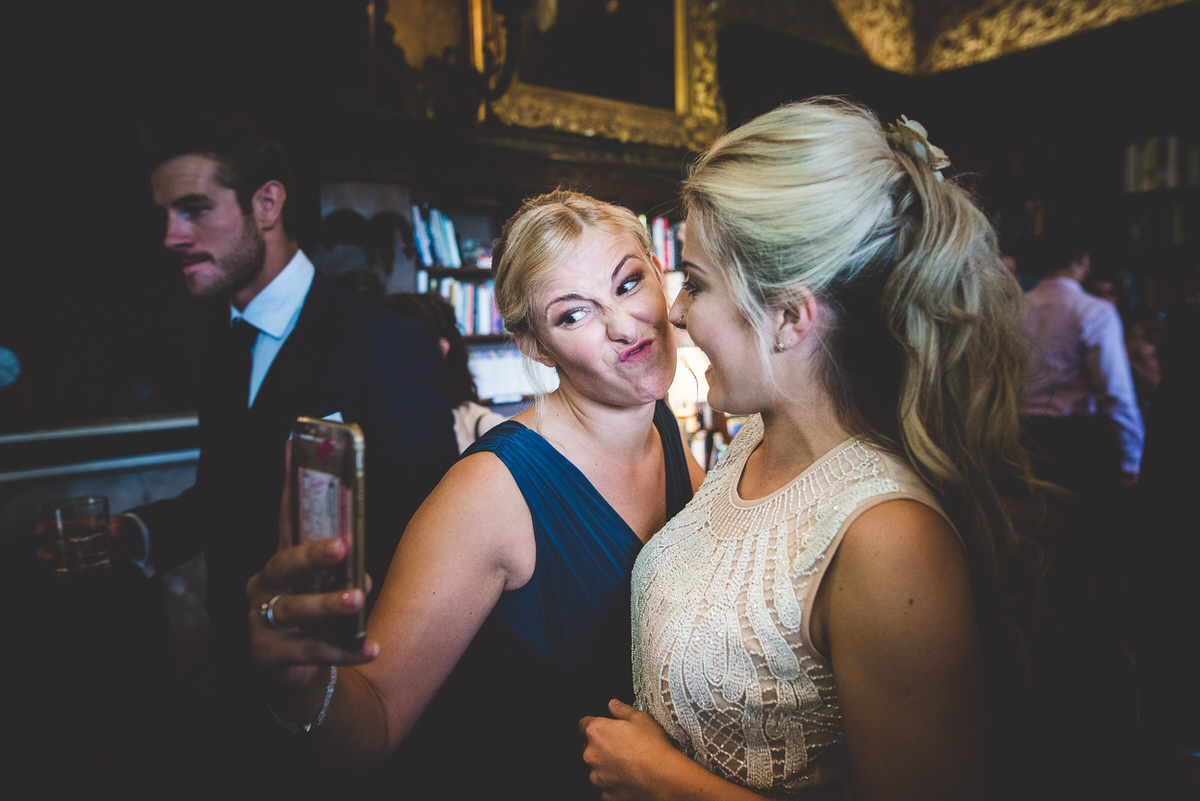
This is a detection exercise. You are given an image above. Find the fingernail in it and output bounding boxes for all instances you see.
[341,589,361,607]
[325,539,343,557]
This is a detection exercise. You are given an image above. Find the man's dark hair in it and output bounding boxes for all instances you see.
[1029,227,1092,277]
[142,113,295,235]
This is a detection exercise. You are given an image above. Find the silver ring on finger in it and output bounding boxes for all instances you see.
[261,593,287,630]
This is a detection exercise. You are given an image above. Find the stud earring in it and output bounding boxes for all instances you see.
[774,341,786,353]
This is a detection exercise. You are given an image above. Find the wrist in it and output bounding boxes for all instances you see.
[268,665,337,734]
[267,662,325,699]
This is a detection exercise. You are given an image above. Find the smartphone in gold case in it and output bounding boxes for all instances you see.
[290,417,366,651]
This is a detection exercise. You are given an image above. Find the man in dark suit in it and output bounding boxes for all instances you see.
[115,119,459,759]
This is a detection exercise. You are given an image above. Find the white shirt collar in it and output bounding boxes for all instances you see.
[230,250,316,339]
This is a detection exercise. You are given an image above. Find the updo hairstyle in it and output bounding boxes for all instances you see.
[682,97,1041,661]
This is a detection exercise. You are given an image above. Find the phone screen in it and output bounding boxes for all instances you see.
[295,464,352,594]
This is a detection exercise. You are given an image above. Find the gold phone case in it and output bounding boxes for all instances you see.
[289,417,366,651]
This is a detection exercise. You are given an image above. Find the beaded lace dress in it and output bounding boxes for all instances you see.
[632,414,949,797]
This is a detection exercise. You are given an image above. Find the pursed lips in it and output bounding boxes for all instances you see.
[619,339,653,363]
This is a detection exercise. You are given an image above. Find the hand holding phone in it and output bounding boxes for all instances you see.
[289,417,367,651]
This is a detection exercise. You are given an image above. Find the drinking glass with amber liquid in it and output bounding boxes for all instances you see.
[42,495,112,578]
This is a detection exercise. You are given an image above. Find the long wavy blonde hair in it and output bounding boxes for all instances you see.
[682,97,1043,669]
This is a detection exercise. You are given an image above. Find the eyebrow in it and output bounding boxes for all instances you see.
[165,193,213,209]
[678,260,705,274]
[543,253,639,315]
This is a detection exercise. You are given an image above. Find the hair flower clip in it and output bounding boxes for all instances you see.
[886,115,950,181]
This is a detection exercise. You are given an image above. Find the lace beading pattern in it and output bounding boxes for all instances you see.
[632,415,899,794]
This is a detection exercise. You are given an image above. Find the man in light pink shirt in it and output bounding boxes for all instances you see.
[1022,235,1145,621]
[1023,246,1144,485]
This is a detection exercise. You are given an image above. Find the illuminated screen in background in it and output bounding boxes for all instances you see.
[468,344,559,404]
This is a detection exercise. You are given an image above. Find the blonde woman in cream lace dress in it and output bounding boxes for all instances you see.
[580,99,1040,801]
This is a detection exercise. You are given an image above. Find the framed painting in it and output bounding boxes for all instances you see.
[473,0,726,151]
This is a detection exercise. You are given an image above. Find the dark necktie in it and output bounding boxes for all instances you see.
[225,318,260,411]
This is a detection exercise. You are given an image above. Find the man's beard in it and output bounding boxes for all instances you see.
[194,215,267,300]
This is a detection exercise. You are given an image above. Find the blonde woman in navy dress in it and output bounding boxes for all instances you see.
[580,99,1041,801]
[247,190,705,798]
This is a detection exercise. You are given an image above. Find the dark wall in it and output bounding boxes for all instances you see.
[5,1,702,434]
[5,2,385,432]
[717,2,1200,273]
[5,1,1199,433]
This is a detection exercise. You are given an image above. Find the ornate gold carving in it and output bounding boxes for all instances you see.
[829,0,919,74]
[479,0,726,151]
[919,0,1191,74]
[822,0,1190,75]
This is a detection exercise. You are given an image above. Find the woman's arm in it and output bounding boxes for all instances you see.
[813,499,987,801]
[248,451,534,771]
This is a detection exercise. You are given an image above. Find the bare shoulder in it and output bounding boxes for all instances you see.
[431,449,520,497]
[840,501,969,587]
[822,498,979,672]
[400,451,535,589]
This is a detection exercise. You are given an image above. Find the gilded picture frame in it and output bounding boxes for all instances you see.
[473,0,726,152]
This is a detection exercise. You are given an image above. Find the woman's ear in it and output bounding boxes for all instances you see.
[776,288,821,350]
[514,332,556,369]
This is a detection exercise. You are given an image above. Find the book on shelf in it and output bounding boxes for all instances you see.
[1124,143,1142,194]
[411,204,434,267]
[1124,135,1190,193]
[475,283,494,335]
[649,216,680,270]
[1023,199,1045,237]
[442,211,463,268]
[427,208,462,268]
[1165,136,1180,189]
[1142,137,1160,192]
[413,204,466,268]
[432,275,504,336]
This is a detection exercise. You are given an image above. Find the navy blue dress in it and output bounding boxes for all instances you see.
[387,400,693,799]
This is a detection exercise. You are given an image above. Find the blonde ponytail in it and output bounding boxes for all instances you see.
[682,97,1044,670]
[880,152,1040,640]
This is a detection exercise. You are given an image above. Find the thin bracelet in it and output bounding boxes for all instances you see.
[268,665,337,734]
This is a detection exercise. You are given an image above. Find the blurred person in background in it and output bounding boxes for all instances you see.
[385,292,507,452]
